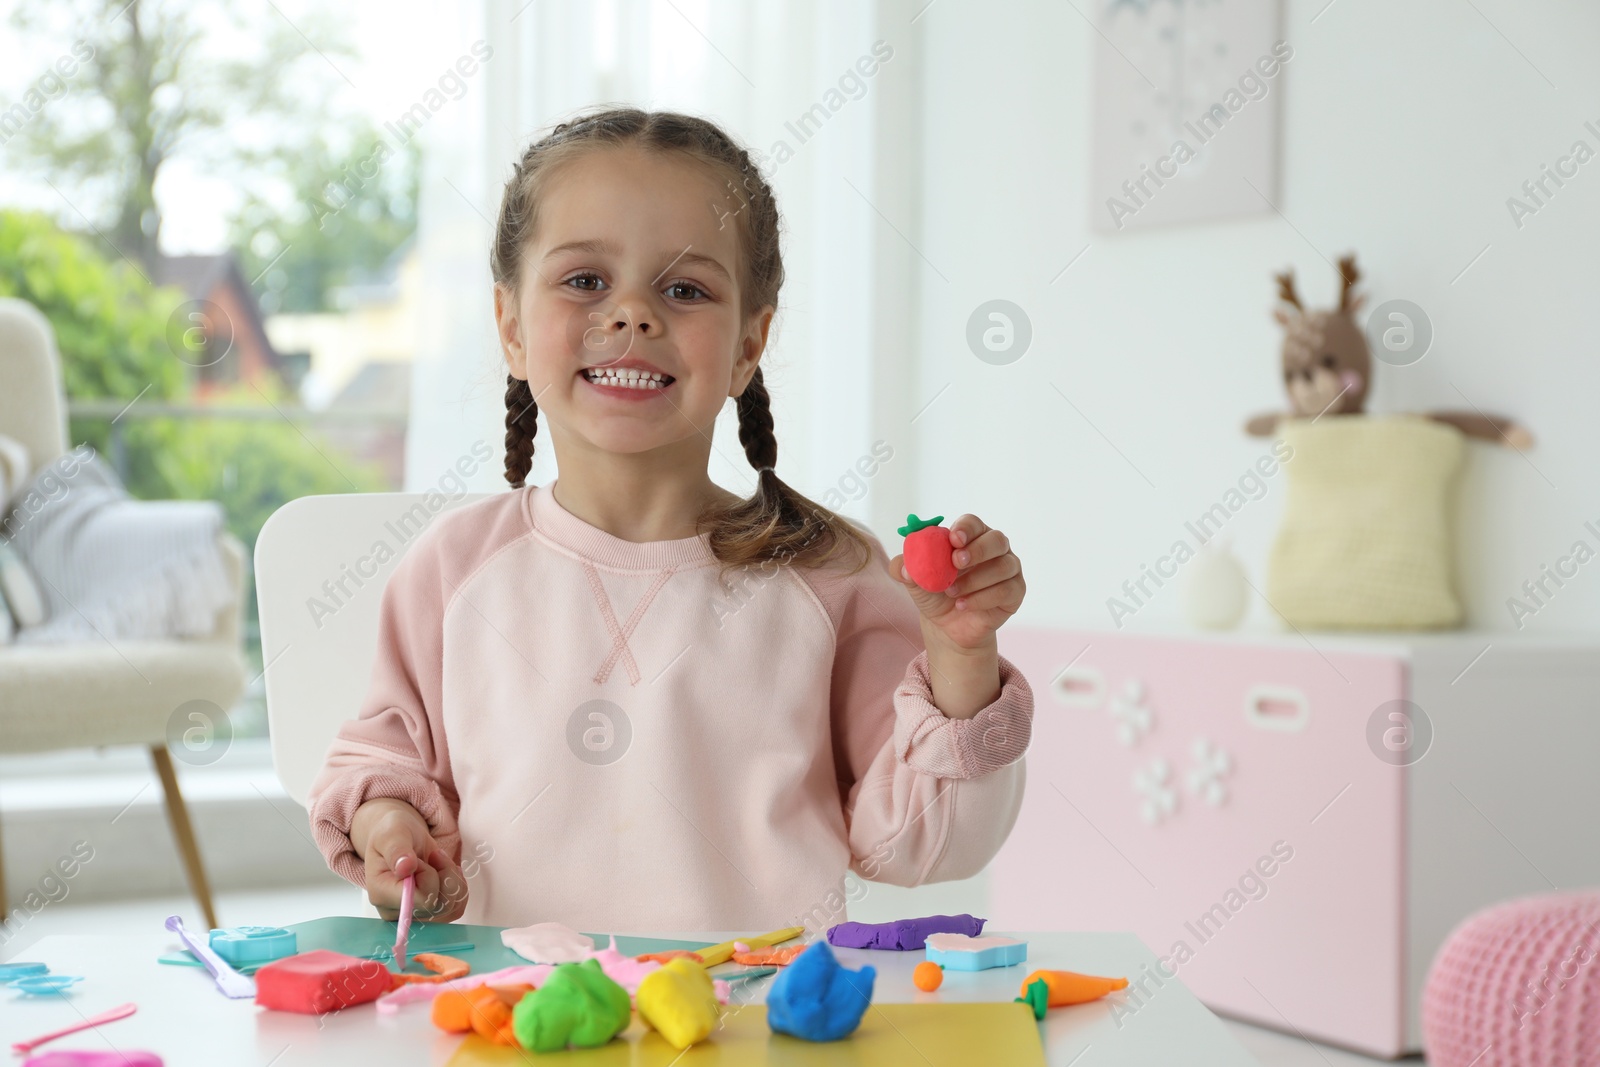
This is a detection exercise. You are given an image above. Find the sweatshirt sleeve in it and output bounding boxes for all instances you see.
[824,536,1034,887]
[305,527,462,890]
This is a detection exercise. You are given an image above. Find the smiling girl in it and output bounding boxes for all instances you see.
[306,108,1033,933]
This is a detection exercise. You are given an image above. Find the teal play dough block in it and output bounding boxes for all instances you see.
[923,933,1027,971]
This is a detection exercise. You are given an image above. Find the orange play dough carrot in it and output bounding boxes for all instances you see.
[1020,969,1128,1006]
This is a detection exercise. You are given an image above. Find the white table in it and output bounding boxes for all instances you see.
[3,931,1259,1065]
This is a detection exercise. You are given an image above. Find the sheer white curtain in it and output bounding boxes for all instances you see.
[405,0,923,536]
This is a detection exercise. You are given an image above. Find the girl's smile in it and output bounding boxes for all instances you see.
[577,359,677,401]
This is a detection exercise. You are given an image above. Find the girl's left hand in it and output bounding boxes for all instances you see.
[888,514,1025,651]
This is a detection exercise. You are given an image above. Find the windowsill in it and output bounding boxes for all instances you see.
[0,736,290,812]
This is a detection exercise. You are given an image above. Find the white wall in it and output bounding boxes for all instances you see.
[408,0,1600,636]
[911,0,1600,635]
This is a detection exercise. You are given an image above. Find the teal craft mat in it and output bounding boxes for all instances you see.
[159,917,714,976]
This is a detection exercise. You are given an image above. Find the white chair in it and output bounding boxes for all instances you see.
[254,492,489,904]
[0,298,247,928]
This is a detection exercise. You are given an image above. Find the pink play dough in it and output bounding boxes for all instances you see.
[1422,890,1600,1066]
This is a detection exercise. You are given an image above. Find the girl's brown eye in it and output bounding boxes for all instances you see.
[568,274,602,291]
[667,282,704,301]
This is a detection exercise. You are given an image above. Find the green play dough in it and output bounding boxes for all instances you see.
[1015,976,1049,1021]
[511,958,632,1052]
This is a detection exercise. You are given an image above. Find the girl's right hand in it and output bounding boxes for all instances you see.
[355,799,469,923]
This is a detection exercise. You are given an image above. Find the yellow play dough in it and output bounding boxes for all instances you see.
[635,958,721,1050]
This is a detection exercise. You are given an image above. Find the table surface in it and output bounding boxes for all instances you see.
[3,930,1260,1066]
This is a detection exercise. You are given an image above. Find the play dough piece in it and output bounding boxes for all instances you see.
[254,949,390,1014]
[924,933,1028,971]
[387,952,470,987]
[636,950,704,965]
[1016,977,1049,1020]
[501,922,596,964]
[510,959,631,1052]
[432,983,532,1046]
[827,914,986,951]
[766,941,876,1043]
[913,961,944,992]
[693,926,806,967]
[1020,968,1129,1007]
[587,936,664,995]
[731,944,806,966]
[635,958,722,1050]
[899,513,958,592]
[375,936,675,1016]
[375,965,551,1014]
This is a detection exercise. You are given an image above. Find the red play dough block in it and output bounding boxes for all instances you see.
[254,949,392,1014]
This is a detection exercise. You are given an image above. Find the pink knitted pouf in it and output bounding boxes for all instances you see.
[1423,891,1600,1067]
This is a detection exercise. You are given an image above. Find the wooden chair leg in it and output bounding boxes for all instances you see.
[149,745,218,929]
[0,801,8,926]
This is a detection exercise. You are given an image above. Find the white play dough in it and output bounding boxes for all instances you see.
[501,921,596,963]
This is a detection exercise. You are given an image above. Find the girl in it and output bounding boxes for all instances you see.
[307,107,1033,934]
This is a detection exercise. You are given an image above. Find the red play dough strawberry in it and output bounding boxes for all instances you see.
[899,513,958,592]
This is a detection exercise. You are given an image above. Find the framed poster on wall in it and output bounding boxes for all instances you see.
[1091,0,1286,234]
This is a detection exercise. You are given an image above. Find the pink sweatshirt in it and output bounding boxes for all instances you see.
[307,481,1034,934]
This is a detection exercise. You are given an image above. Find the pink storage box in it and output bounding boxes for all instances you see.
[990,625,1600,1058]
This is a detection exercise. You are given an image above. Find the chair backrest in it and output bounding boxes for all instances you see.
[255,491,491,806]
[0,298,68,480]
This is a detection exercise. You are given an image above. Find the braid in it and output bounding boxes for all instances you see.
[734,366,778,481]
[504,374,539,488]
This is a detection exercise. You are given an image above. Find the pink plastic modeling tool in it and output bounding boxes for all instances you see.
[393,872,415,969]
[12,1001,137,1054]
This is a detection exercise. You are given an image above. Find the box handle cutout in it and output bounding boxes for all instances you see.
[1244,685,1310,732]
[1052,664,1106,708]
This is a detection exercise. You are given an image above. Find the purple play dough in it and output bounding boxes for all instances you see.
[825,913,986,951]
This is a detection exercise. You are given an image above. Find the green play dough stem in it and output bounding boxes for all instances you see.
[1016,977,1049,1020]
[897,513,944,537]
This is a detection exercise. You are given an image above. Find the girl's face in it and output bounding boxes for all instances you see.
[495,144,773,461]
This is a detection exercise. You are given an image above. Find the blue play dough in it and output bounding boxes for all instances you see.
[766,941,876,1042]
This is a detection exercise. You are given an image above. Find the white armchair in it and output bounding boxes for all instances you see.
[0,297,247,927]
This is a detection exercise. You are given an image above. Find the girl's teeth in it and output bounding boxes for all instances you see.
[585,369,669,389]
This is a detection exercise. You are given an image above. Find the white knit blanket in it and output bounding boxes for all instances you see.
[1,449,235,644]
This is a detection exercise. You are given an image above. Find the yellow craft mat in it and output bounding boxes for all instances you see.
[445,1002,1046,1066]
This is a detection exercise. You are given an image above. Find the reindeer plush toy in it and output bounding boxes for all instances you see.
[1244,254,1533,448]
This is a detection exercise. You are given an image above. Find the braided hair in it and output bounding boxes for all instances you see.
[491,107,873,579]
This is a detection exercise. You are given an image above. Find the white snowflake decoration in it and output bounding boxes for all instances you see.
[1108,678,1154,746]
[1186,736,1233,806]
[1133,757,1178,825]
